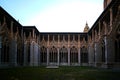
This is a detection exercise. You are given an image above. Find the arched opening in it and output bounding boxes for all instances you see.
[49,46,57,65]
[81,46,88,63]
[59,46,68,65]
[40,46,47,64]
[70,46,78,65]
[1,37,9,65]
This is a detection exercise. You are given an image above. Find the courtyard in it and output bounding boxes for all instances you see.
[0,66,120,80]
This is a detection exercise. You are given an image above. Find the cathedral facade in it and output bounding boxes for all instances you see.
[0,0,120,68]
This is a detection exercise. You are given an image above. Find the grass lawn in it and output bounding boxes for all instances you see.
[0,66,120,80]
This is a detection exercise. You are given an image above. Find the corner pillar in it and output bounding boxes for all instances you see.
[88,45,95,66]
[68,48,70,66]
[104,36,114,68]
[30,42,34,66]
[57,48,60,66]
[23,43,27,66]
[94,42,102,67]
[47,48,49,66]
[78,48,81,66]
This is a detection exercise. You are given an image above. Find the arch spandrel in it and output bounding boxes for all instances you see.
[49,40,57,48]
[40,39,47,47]
[60,39,68,48]
[70,40,77,48]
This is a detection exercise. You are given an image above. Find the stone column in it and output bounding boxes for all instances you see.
[68,48,70,66]
[110,8,113,27]
[9,39,17,66]
[33,43,39,66]
[78,48,81,66]
[23,43,27,66]
[104,36,114,68]
[30,42,34,66]
[57,48,59,66]
[88,45,95,66]
[47,48,49,66]
[38,46,40,66]
[94,42,102,67]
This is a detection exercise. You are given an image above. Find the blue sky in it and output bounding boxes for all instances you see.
[0,0,103,32]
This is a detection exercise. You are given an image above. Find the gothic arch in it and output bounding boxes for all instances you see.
[70,46,78,64]
[59,46,68,64]
[49,46,57,63]
[81,46,88,63]
[0,20,10,64]
[40,46,47,63]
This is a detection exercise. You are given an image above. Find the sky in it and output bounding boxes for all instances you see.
[0,0,103,32]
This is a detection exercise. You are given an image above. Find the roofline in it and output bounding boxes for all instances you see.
[40,32,87,34]
[88,0,117,33]
[0,6,23,27]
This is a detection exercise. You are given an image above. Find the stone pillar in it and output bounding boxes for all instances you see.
[38,46,40,66]
[78,48,81,66]
[94,42,102,67]
[88,45,94,66]
[9,39,17,66]
[104,36,114,68]
[30,42,34,66]
[33,43,39,66]
[23,43,27,66]
[110,8,113,27]
[68,48,70,66]
[57,48,59,66]
[47,48,49,66]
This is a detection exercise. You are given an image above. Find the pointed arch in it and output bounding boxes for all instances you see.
[49,46,57,63]
[70,46,78,64]
[59,46,68,65]
[40,46,47,63]
[81,46,88,63]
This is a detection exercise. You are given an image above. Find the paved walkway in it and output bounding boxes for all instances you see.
[46,66,59,68]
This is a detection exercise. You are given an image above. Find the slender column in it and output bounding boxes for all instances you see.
[47,48,49,66]
[34,43,39,66]
[103,21,107,35]
[58,35,60,66]
[38,46,40,66]
[68,48,70,66]
[78,34,81,66]
[110,8,113,27]
[57,48,59,66]
[23,43,27,66]
[98,21,101,38]
[68,34,70,66]
[30,42,34,66]
[78,48,81,66]
[94,42,97,67]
